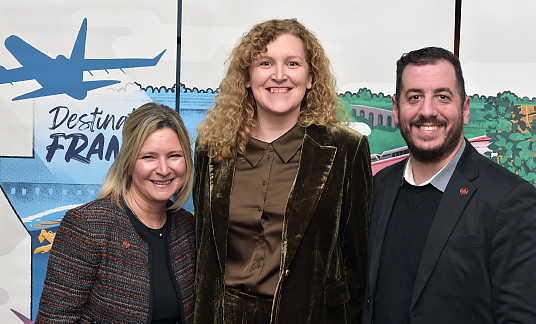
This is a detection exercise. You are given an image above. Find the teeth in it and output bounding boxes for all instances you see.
[419,125,438,131]
[152,180,172,185]
[270,88,289,93]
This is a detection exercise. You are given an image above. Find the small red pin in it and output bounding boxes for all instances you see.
[123,240,130,249]
[459,188,469,195]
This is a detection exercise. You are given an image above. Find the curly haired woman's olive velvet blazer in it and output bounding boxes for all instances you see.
[193,124,372,324]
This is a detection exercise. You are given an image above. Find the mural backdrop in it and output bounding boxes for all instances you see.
[2,0,536,322]
[179,0,455,169]
[0,1,177,321]
[180,0,535,183]
[459,0,536,184]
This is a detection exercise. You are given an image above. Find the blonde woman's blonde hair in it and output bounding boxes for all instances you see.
[196,18,344,162]
[98,102,193,210]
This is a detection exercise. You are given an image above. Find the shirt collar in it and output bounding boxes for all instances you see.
[244,125,304,167]
[402,140,466,192]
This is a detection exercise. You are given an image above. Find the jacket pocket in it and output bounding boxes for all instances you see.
[324,280,350,307]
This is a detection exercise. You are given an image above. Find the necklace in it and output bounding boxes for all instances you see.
[133,209,167,238]
[148,225,166,238]
[127,202,167,238]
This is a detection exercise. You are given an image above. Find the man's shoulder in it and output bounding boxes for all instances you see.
[482,159,533,186]
[374,158,407,182]
[460,148,536,194]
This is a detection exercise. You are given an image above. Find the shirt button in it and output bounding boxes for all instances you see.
[284,269,290,277]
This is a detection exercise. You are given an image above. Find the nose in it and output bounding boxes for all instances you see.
[419,96,438,119]
[272,63,287,82]
[156,158,171,175]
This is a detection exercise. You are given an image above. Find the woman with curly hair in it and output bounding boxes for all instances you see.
[194,19,371,324]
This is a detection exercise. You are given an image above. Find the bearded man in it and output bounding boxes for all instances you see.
[363,47,536,324]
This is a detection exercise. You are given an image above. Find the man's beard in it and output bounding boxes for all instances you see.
[400,115,464,164]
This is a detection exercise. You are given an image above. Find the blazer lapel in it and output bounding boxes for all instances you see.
[410,166,477,309]
[368,164,404,297]
[209,158,236,272]
[281,129,336,270]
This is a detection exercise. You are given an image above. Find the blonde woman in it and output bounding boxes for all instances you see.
[194,19,372,323]
[36,103,195,324]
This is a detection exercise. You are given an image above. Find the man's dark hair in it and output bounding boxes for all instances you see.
[395,47,466,105]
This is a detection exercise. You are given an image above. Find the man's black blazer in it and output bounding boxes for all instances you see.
[363,139,536,323]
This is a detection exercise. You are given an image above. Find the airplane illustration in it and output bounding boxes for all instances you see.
[0,18,166,101]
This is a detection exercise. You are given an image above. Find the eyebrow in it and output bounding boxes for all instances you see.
[138,149,184,155]
[258,54,305,61]
[405,88,454,95]
[405,88,423,95]
[435,88,454,95]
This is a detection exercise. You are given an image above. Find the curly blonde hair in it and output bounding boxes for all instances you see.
[196,18,344,162]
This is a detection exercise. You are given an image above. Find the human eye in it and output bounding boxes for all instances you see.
[436,94,451,102]
[168,149,184,158]
[140,154,154,160]
[288,61,299,67]
[408,94,421,103]
[259,60,271,67]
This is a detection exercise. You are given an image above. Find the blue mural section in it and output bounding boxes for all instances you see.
[2,182,101,317]
[171,84,216,138]
[0,87,178,320]
[0,82,215,320]
[0,18,166,102]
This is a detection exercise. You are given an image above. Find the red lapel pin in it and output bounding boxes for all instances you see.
[123,240,130,249]
[459,187,469,195]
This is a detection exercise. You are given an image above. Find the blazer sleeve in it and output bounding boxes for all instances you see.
[342,134,372,323]
[35,208,99,323]
[491,181,536,323]
[193,141,210,250]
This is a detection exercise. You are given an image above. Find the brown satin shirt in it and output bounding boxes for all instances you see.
[224,125,304,297]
